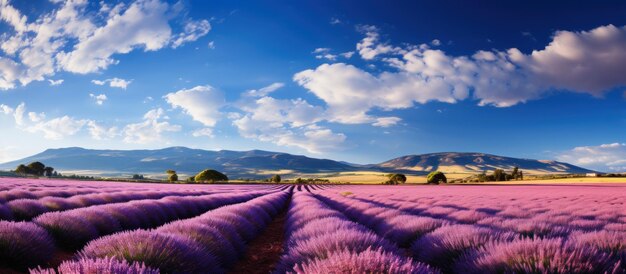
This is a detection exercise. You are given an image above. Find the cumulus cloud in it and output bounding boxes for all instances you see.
[87,121,119,140]
[123,108,181,144]
[0,0,211,88]
[164,85,225,127]
[294,24,626,126]
[25,116,88,140]
[557,143,626,172]
[89,93,108,105]
[91,78,132,89]
[192,128,214,138]
[0,104,13,114]
[27,111,45,122]
[47,79,63,86]
[171,19,211,48]
[1,102,87,139]
[244,82,285,97]
[232,84,345,154]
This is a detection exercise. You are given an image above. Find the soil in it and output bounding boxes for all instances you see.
[228,209,288,274]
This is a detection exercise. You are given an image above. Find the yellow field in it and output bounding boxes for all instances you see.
[317,171,472,184]
[317,172,626,185]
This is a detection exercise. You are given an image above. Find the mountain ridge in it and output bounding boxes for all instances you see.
[0,147,595,178]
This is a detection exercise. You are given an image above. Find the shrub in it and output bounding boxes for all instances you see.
[157,222,238,267]
[33,257,159,274]
[454,237,617,273]
[0,221,56,269]
[390,173,407,184]
[168,173,178,182]
[293,248,437,274]
[34,213,100,249]
[270,174,282,183]
[427,171,447,184]
[79,230,221,273]
[194,169,228,183]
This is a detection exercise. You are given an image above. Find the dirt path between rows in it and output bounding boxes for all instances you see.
[228,208,288,274]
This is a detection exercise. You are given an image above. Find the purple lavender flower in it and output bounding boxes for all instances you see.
[0,221,56,269]
[292,248,440,274]
[79,230,222,273]
[31,257,159,274]
[454,237,617,273]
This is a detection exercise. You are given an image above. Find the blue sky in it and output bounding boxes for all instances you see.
[0,0,625,171]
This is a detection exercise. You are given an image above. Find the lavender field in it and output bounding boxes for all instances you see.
[0,178,624,273]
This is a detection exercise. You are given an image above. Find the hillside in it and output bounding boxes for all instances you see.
[0,148,594,178]
[375,152,593,174]
[0,147,353,178]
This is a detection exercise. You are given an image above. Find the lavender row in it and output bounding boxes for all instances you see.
[34,190,272,250]
[0,189,222,221]
[1,191,270,271]
[276,192,438,274]
[35,191,291,273]
[315,189,625,273]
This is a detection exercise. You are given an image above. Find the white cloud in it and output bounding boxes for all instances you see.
[171,19,211,48]
[0,0,211,88]
[109,78,132,89]
[232,115,345,154]
[557,143,626,172]
[123,108,181,144]
[207,41,215,49]
[0,104,13,115]
[244,82,285,97]
[0,57,22,90]
[87,121,118,140]
[340,51,355,58]
[431,39,441,46]
[192,128,214,138]
[89,93,108,105]
[356,25,402,60]
[25,116,88,140]
[56,0,172,74]
[47,79,63,86]
[91,78,132,89]
[294,24,626,126]
[372,117,402,127]
[164,85,225,127]
[232,83,344,153]
[13,102,25,126]
[313,48,331,54]
[330,17,341,25]
[27,111,45,122]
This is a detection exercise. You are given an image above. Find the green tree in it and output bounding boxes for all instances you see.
[493,169,507,181]
[511,166,519,179]
[427,171,447,184]
[27,162,46,176]
[166,170,176,175]
[270,175,281,183]
[43,167,54,177]
[194,169,228,183]
[168,173,178,182]
[390,173,407,184]
[15,164,30,175]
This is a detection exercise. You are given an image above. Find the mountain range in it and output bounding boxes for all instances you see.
[0,147,594,178]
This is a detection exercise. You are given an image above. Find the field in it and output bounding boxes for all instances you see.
[0,178,624,273]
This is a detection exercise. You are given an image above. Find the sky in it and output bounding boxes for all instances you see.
[0,0,625,172]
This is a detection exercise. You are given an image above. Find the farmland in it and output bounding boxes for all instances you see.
[0,178,624,273]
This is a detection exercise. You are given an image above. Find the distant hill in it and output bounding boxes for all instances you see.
[0,147,354,178]
[0,148,594,178]
[374,152,594,174]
